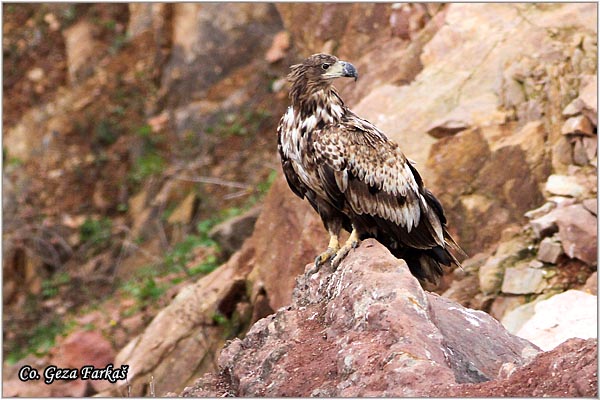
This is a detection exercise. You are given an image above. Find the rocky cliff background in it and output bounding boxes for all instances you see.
[2,3,597,397]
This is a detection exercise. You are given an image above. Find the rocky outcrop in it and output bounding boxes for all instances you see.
[443,182,597,340]
[182,241,538,396]
[181,241,597,397]
[432,338,597,397]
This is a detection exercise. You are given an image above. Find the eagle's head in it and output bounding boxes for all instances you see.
[287,54,358,104]
[289,53,358,85]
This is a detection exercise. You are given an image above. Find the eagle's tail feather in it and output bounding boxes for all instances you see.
[443,228,467,269]
[401,249,444,284]
[392,239,463,285]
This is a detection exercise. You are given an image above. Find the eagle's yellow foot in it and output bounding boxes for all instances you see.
[309,234,340,274]
[331,229,360,270]
[314,247,338,268]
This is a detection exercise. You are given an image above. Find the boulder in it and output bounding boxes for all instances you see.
[529,212,560,239]
[544,174,585,198]
[50,330,116,393]
[501,264,550,295]
[583,137,598,163]
[182,240,540,397]
[209,206,262,258]
[431,338,597,397]
[516,290,598,351]
[478,236,532,295]
[524,201,556,219]
[501,296,550,335]
[580,271,597,295]
[553,204,598,265]
[536,235,564,264]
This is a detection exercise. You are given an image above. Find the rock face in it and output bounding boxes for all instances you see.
[182,240,541,397]
[433,338,598,397]
[209,206,262,258]
[515,290,598,351]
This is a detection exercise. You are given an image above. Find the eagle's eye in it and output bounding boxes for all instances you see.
[321,63,330,70]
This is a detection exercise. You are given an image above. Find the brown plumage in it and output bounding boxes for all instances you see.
[277,53,464,284]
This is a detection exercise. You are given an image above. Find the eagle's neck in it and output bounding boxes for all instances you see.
[290,82,346,126]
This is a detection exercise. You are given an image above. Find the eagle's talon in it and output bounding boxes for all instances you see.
[312,246,338,273]
[331,230,360,270]
[330,246,350,270]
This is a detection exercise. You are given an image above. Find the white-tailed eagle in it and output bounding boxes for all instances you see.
[277,53,464,284]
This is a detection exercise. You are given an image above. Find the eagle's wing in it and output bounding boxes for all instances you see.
[313,117,445,250]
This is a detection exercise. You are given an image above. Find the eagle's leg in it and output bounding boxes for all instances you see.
[331,228,360,269]
[313,232,340,272]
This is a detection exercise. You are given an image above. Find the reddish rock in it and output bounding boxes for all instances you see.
[51,330,116,393]
[431,338,597,397]
[183,240,539,397]
[554,204,598,265]
[265,31,290,63]
[51,330,115,369]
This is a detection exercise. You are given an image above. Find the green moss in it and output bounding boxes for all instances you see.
[80,217,112,248]
[94,119,119,146]
[189,254,219,276]
[5,318,67,364]
[122,277,165,303]
[41,272,71,299]
[129,153,166,183]
[207,108,273,138]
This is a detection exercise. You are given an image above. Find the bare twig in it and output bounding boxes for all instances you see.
[149,375,155,397]
[223,190,251,200]
[174,175,252,190]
